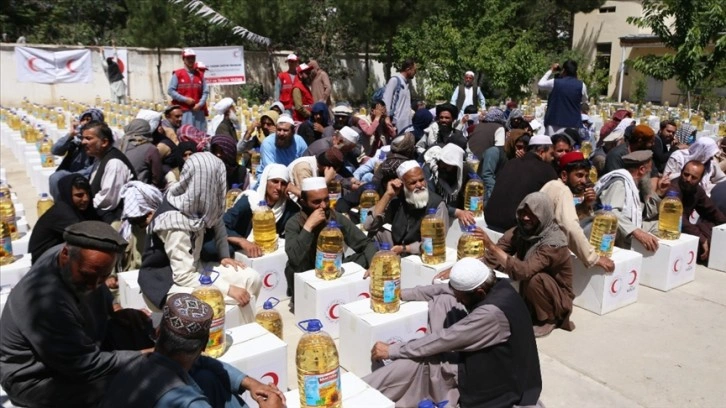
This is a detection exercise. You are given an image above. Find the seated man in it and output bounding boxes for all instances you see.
[287,148,345,198]
[0,221,152,407]
[415,103,468,159]
[363,160,450,257]
[540,152,615,272]
[101,293,284,408]
[668,160,726,262]
[483,192,575,337]
[422,143,476,226]
[303,125,359,157]
[256,114,308,180]
[585,150,668,251]
[364,258,542,407]
[284,177,377,306]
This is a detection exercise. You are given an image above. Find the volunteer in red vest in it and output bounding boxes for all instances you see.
[168,48,209,132]
[291,63,314,123]
[274,53,299,113]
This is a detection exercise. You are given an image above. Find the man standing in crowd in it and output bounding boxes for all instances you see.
[309,59,332,107]
[415,103,467,158]
[97,41,126,104]
[291,63,315,122]
[274,53,299,112]
[1,222,149,407]
[538,61,588,135]
[450,71,486,115]
[383,58,417,134]
[168,48,209,132]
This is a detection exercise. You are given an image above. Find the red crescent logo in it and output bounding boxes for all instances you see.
[673,259,680,273]
[629,270,638,285]
[610,278,620,295]
[688,251,695,265]
[261,372,279,386]
[27,57,39,72]
[116,58,125,74]
[263,273,275,288]
[233,50,240,57]
[328,303,340,320]
[416,327,427,334]
[66,59,77,73]
[358,292,370,299]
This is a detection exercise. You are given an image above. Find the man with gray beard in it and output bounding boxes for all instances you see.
[363,160,449,256]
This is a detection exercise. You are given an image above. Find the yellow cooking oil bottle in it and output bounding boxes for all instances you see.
[39,137,55,167]
[225,183,242,210]
[255,297,283,339]
[315,221,344,280]
[420,208,446,264]
[192,270,226,358]
[589,205,618,257]
[658,191,683,240]
[358,184,379,225]
[37,193,54,217]
[369,242,401,313]
[464,174,485,217]
[0,192,19,240]
[0,221,13,265]
[253,201,278,254]
[296,319,341,408]
[457,225,485,260]
[327,179,342,209]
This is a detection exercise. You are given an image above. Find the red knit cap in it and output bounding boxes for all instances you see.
[558,151,586,169]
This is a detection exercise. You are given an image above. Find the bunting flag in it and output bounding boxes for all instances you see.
[168,0,271,46]
[15,47,92,84]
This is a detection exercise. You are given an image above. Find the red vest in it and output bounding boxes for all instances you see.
[291,78,314,122]
[172,68,207,115]
[278,72,295,109]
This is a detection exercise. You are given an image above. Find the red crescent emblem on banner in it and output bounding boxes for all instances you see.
[233,50,240,57]
[27,57,40,72]
[117,58,125,74]
[66,59,77,73]
[261,372,279,386]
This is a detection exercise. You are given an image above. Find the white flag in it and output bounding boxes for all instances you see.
[15,46,92,84]
[54,49,92,83]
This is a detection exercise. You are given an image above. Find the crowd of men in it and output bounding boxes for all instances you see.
[2,49,726,408]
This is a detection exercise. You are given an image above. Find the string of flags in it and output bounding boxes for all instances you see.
[168,0,271,47]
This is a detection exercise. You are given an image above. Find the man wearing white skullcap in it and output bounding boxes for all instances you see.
[364,257,542,407]
[303,125,359,157]
[284,176,377,310]
[208,97,237,139]
[363,160,449,257]
[450,71,486,116]
[255,114,308,180]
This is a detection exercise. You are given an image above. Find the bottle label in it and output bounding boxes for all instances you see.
[469,196,482,212]
[422,237,434,256]
[678,217,682,232]
[206,317,224,348]
[383,279,400,303]
[573,196,583,206]
[360,206,372,224]
[303,367,341,406]
[40,153,53,167]
[600,233,615,252]
[0,237,12,258]
[316,250,342,272]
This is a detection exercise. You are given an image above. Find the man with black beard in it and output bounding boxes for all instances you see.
[284,177,377,309]
[256,115,308,179]
[363,161,450,257]
[415,103,468,159]
[668,160,726,262]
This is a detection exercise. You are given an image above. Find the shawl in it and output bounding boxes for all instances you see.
[595,169,642,228]
[514,192,568,260]
[241,163,290,223]
[676,123,697,145]
[119,181,163,240]
[423,143,465,203]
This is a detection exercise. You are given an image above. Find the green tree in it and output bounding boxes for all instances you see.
[626,0,726,111]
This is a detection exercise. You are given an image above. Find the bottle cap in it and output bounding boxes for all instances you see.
[258,200,268,207]
[298,319,323,332]
[231,184,240,189]
[666,190,679,197]
[41,193,48,198]
[379,242,392,250]
[427,208,437,215]
[364,183,376,190]
[328,220,339,228]
[466,225,476,232]
[0,192,5,198]
[602,204,612,211]
[418,401,435,408]
[199,274,212,285]
[262,297,279,310]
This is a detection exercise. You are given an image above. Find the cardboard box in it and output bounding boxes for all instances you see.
[219,323,288,408]
[339,299,429,377]
[284,371,394,408]
[10,231,30,256]
[484,227,504,244]
[445,216,487,249]
[0,254,32,288]
[16,217,29,235]
[400,248,457,290]
[294,262,370,338]
[13,203,24,218]
[235,238,289,308]
[0,285,11,317]
[572,247,643,315]
[708,224,726,272]
[631,233,698,291]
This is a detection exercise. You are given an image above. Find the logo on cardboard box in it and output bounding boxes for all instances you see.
[358,292,370,299]
[261,371,280,386]
[263,270,279,289]
[627,269,638,292]
[326,299,344,322]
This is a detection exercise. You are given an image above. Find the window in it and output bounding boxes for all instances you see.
[599,6,616,13]
[595,43,612,96]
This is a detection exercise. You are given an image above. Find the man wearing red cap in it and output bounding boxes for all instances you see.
[274,54,299,111]
[541,152,615,272]
[168,48,209,132]
[291,63,314,122]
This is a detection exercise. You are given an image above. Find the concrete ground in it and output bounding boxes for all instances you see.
[2,144,725,407]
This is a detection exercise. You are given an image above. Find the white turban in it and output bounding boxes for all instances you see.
[396,160,420,179]
[529,135,552,146]
[277,114,294,125]
[301,176,327,192]
[465,71,475,77]
[450,258,493,291]
[135,109,161,132]
[339,126,359,144]
[214,97,234,115]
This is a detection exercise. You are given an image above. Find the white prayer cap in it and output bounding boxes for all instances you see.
[196,61,208,71]
[464,71,475,77]
[494,127,506,147]
[277,114,294,125]
[135,109,161,131]
[266,163,289,182]
[396,160,420,179]
[529,135,552,146]
[439,143,465,166]
[332,102,354,116]
[450,258,493,292]
[338,126,359,144]
[214,98,235,115]
[286,53,299,62]
[271,101,285,112]
[301,176,327,192]
[603,129,625,143]
[181,48,196,57]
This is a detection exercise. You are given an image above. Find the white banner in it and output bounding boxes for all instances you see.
[193,46,246,85]
[15,47,92,84]
[103,47,129,93]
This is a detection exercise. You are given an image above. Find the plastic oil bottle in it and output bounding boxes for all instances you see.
[420,208,446,264]
[225,184,242,210]
[369,242,401,313]
[0,180,10,198]
[192,270,226,358]
[0,221,13,266]
[358,184,379,225]
[39,137,55,167]
[296,319,342,408]
[327,179,342,210]
[253,201,278,254]
[0,192,18,240]
[256,297,283,339]
[658,191,683,240]
[457,225,485,260]
[250,148,261,175]
[588,166,598,184]
[464,174,485,217]
[37,193,54,218]
[315,221,344,280]
[589,205,618,257]
[580,141,593,158]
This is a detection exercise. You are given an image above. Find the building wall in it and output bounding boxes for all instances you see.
[0,43,391,107]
